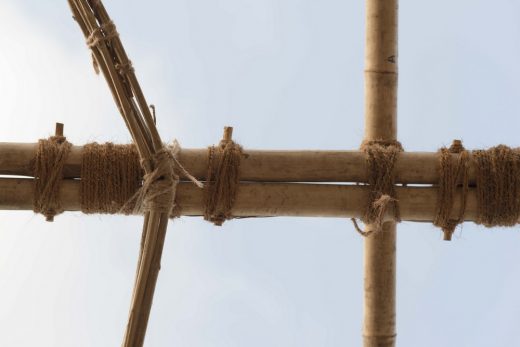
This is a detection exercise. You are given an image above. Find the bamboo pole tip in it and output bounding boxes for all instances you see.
[452,140,462,146]
[223,126,233,142]
[55,123,64,137]
[449,139,465,153]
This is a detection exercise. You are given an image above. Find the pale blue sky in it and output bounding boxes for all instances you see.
[1,1,520,346]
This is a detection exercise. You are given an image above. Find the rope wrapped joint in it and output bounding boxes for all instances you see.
[352,140,403,237]
[86,20,117,48]
[119,141,202,218]
[204,127,243,226]
[473,144,520,228]
[33,124,72,222]
[433,139,469,241]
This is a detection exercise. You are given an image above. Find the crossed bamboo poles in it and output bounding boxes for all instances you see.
[63,0,399,346]
[68,1,173,345]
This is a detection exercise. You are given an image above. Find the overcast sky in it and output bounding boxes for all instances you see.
[1,1,520,346]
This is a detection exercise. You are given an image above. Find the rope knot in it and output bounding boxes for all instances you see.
[115,61,135,76]
[86,21,118,48]
[139,149,177,214]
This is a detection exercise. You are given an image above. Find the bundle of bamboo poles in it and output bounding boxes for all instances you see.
[68,1,175,345]
[0,140,505,223]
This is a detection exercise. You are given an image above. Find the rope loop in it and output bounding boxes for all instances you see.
[86,21,118,48]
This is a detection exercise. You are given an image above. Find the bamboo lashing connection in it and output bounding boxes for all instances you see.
[1,0,518,346]
[3,138,520,226]
[33,124,72,221]
[352,141,403,237]
[81,142,141,215]
[204,127,243,225]
[433,140,470,241]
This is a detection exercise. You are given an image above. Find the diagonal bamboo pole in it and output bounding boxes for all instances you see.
[362,0,398,346]
[68,1,171,345]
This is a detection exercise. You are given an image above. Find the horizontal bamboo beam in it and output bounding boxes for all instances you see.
[0,177,499,223]
[0,142,472,184]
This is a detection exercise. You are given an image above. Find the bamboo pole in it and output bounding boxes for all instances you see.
[363,0,399,346]
[0,177,500,223]
[0,142,478,184]
[68,1,171,345]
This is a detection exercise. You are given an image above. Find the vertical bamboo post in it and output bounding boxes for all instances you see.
[362,0,398,346]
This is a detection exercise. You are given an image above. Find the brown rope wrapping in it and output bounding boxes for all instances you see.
[204,138,243,226]
[352,140,403,236]
[86,21,117,74]
[132,148,178,214]
[473,145,520,227]
[91,145,181,217]
[33,136,72,221]
[434,140,470,240]
[79,141,201,217]
[81,143,142,214]
[86,20,127,76]
[86,20,117,48]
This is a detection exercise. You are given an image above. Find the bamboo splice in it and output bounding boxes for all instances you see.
[363,0,398,346]
[68,1,170,346]
[0,142,480,184]
[0,177,500,223]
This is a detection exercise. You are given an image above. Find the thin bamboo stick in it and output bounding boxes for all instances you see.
[0,177,498,223]
[363,0,399,346]
[0,142,477,184]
